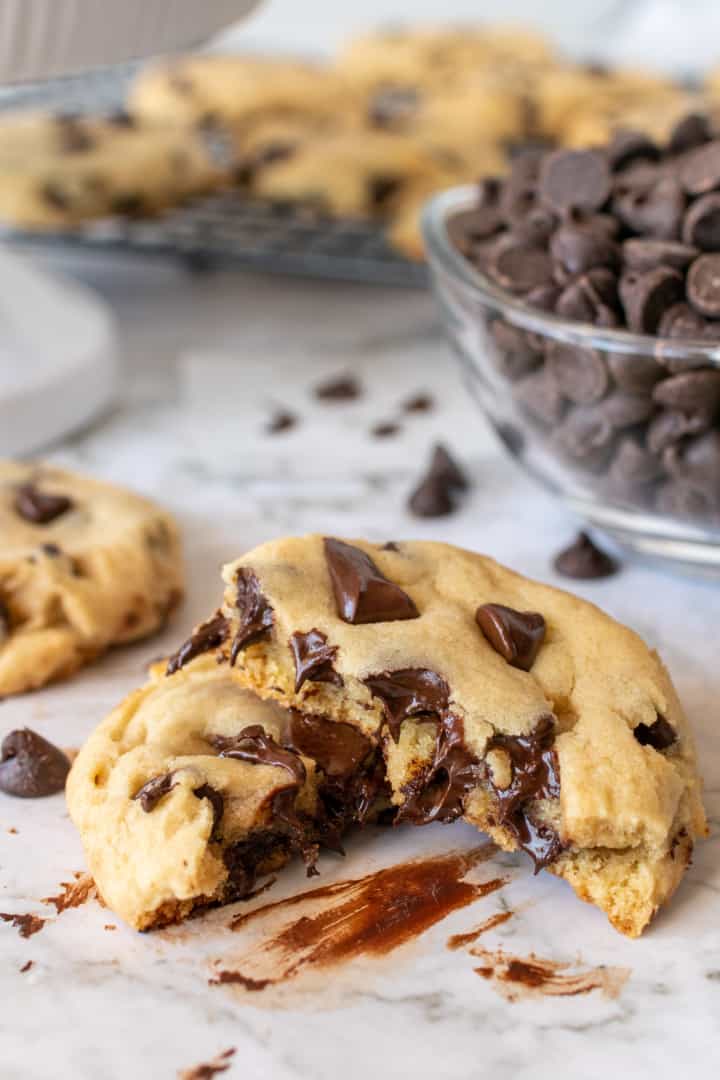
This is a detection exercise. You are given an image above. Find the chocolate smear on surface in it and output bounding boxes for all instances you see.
[20,960,33,973]
[470,946,630,1001]
[446,910,513,949]
[363,668,449,742]
[403,392,434,413]
[0,729,70,798]
[324,538,419,625]
[0,912,45,938]
[229,569,274,664]
[553,531,619,580]
[371,421,401,438]
[166,612,229,675]
[476,604,546,671]
[44,872,97,914]
[314,374,362,402]
[14,483,73,525]
[214,847,504,991]
[266,409,297,435]
[486,716,563,871]
[633,716,677,750]
[289,629,343,692]
[178,1046,236,1080]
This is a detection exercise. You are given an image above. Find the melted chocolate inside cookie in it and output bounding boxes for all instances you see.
[229,569,274,663]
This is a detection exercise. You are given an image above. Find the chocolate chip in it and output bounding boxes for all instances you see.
[646,408,710,453]
[41,182,70,209]
[513,368,566,426]
[687,253,720,316]
[489,321,542,380]
[607,130,660,171]
[546,343,609,405]
[550,224,619,276]
[607,351,664,392]
[633,716,676,750]
[663,430,720,504]
[476,604,545,671]
[623,238,699,272]
[525,282,561,311]
[668,113,711,156]
[133,772,177,812]
[14,483,73,525]
[682,193,720,250]
[652,369,720,419]
[489,241,555,294]
[656,481,713,520]
[289,629,342,693]
[363,668,449,742]
[427,444,468,491]
[540,149,611,213]
[166,612,228,676]
[314,375,362,402]
[408,475,454,517]
[607,436,663,495]
[553,532,619,579]
[266,409,297,434]
[679,140,720,196]
[446,206,502,256]
[288,712,371,779]
[403,392,434,413]
[324,538,419,625]
[214,725,305,787]
[55,114,94,153]
[371,421,400,438]
[619,267,684,333]
[613,177,685,240]
[368,174,402,209]
[229,570,274,663]
[553,407,615,470]
[656,301,707,340]
[0,729,70,798]
[555,272,620,326]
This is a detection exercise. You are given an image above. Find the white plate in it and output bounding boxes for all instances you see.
[0,0,259,83]
[0,250,116,455]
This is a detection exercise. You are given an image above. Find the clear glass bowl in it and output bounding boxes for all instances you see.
[422,186,720,576]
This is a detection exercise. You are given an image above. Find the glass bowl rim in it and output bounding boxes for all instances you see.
[421,184,720,368]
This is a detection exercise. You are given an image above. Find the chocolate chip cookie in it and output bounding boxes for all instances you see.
[0,461,183,695]
[215,536,705,938]
[0,111,224,229]
[67,653,387,929]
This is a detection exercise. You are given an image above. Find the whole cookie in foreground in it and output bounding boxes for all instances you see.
[217,535,706,937]
[67,654,386,929]
[0,462,183,695]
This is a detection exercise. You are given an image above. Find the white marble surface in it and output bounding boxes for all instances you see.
[1,257,719,1080]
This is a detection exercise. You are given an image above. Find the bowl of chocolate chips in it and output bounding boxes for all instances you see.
[423,114,720,574]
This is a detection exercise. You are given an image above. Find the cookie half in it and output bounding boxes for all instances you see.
[0,461,183,694]
[214,535,706,938]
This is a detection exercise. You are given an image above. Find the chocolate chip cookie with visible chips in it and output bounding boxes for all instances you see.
[214,535,705,937]
[0,460,183,696]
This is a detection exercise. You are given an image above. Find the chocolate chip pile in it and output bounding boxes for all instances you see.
[450,113,720,525]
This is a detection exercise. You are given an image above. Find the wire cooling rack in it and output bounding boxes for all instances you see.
[0,63,427,288]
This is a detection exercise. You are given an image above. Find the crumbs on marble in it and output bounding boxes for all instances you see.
[7,826,18,834]
[177,1046,235,1079]
[43,871,98,914]
[20,960,33,973]
[0,912,45,938]
[104,924,117,931]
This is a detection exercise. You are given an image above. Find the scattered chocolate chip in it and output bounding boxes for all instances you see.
[553,531,619,580]
[229,569,274,663]
[633,716,677,750]
[539,149,611,213]
[476,604,546,671]
[14,483,73,525]
[166,613,228,676]
[364,668,449,742]
[314,375,361,401]
[289,629,342,693]
[0,729,70,798]
[371,421,400,438]
[686,253,720,316]
[266,409,297,434]
[324,538,419,625]
[403,392,434,413]
[407,442,468,518]
[133,771,177,812]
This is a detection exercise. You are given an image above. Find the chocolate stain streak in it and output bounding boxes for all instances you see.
[43,872,97,914]
[0,912,45,938]
[213,846,505,992]
[178,1046,236,1080]
[446,910,513,950]
[470,946,630,1001]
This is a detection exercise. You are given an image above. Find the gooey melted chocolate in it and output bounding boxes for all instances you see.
[229,570,274,664]
[289,629,343,692]
[166,612,229,675]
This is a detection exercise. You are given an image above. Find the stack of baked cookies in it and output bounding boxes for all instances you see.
[2,23,719,258]
[0,462,707,938]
